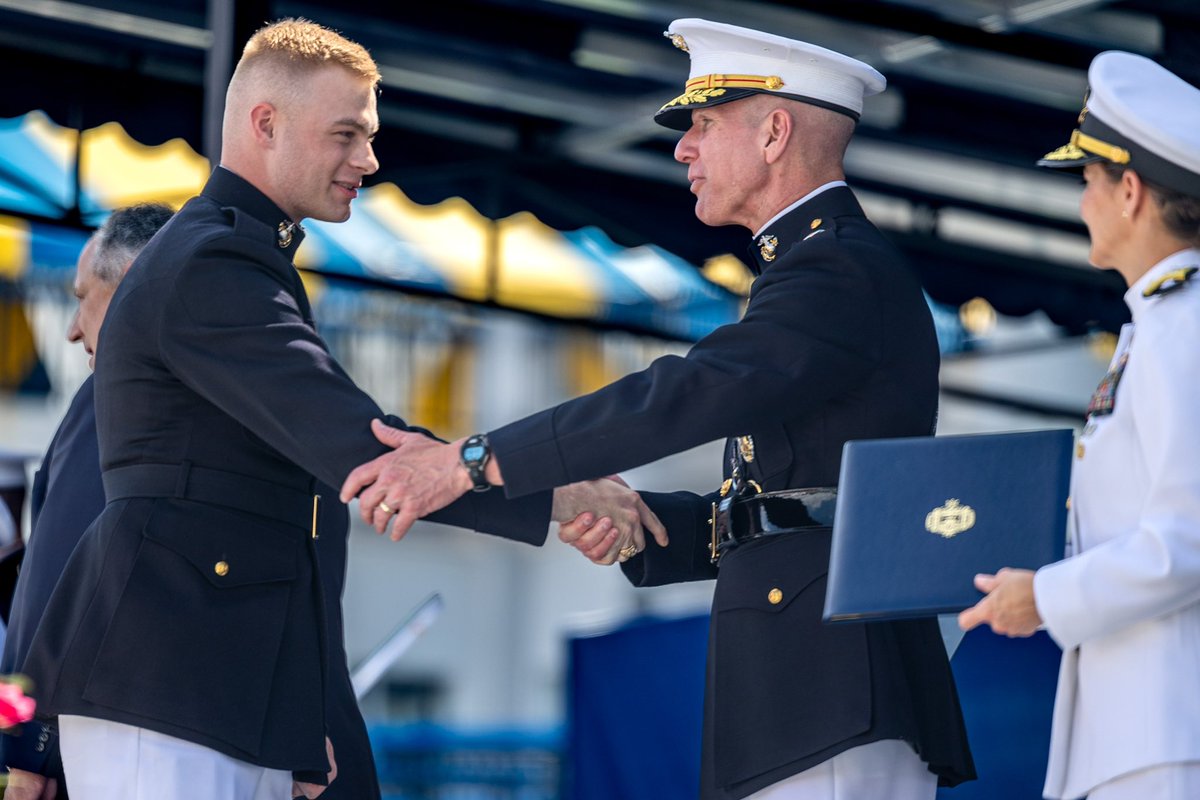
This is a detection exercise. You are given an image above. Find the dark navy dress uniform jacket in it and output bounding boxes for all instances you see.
[2,377,383,798]
[21,168,551,778]
[0,377,104,791]
[489,186,975,799]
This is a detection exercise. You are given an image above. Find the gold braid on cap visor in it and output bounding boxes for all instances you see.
[660,73,785,111]
[1042,128,1132,165]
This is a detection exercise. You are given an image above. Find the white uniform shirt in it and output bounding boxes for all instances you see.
[1035,247,1200,799]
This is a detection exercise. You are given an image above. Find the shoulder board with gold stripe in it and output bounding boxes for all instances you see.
[1143,266,1198,298]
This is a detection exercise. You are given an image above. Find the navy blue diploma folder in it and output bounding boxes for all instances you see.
[823,429,1073,623]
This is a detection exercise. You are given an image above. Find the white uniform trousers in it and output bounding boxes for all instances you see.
[1082,761,1200,800]
[745,739,936,800]
[60,714,294,800]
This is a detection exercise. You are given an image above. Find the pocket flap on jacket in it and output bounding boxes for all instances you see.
[142,499,299,587]
[714,530,831,613]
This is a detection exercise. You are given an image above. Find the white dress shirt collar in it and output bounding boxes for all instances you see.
[754,180,848,237]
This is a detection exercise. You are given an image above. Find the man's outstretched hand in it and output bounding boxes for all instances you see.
[340,420,473,541]
[553,478,668,565]
[342,420,668,555]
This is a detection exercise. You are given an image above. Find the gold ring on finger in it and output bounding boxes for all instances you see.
[618,543,638,560]
[378,501,393,514]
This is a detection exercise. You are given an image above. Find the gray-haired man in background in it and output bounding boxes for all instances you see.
[2,204,174,799]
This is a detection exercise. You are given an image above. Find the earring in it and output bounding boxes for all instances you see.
[1121,210,1129,218]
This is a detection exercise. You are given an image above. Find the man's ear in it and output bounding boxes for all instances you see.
[762,108,792,165]
[248,102,278,147]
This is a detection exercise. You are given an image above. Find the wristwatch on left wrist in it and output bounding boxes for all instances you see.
[460,434,493,492]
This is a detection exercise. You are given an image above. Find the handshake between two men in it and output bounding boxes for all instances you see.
[339,419,667,565]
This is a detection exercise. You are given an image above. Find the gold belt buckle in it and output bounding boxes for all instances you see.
[708,478,763,564]
[708,478,735,564]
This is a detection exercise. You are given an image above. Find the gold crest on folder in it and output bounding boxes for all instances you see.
[925,499,975,538]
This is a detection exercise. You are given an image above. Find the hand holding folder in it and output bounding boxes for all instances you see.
[823,429,1073,623]
[958,569,1043,637]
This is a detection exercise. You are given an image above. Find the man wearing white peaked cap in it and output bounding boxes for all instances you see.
[638,21,974,800]
[344,17,976,799]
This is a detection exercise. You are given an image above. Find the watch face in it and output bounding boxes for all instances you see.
[463,444,486,463]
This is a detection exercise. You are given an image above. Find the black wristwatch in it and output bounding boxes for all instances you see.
[460,434,492,492]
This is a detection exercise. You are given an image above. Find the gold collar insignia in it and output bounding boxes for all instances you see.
[757,234,778,262]
[277,220,301,249]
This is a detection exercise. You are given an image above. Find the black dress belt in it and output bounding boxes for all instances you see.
[103,462,319,533]
[712,487,837,562]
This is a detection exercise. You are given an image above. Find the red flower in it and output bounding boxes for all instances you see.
[0,680,35,729]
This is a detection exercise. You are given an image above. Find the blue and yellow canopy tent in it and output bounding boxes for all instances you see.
[0,111,743,392]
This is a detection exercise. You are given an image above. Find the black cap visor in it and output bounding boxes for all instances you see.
[654,88,860,131]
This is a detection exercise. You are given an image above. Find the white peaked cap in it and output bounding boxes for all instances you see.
[1039,51,1200,198]
[655,18,886,131]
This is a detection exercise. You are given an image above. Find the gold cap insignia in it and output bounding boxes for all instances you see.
[1040,141,1089,162]
[757,234,778,262]
[665,32,689,52]
[1040,128,1131,166]
[685,73,785,92]
[659,88,727,111]
[925,499,976,539]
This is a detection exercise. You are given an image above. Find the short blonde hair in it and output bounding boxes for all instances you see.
[237,17,380,86]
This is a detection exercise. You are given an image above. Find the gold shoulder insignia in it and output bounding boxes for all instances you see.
[1143,266,1198,298]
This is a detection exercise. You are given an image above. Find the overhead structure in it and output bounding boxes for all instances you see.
[2,0,1187,332]
[0,110,740,342]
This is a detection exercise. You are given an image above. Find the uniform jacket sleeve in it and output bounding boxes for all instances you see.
[489,236,880,498]
[153,234,549,543]
[0,720,59,778]
[1035,314,1200,650]
[619,490,718,586]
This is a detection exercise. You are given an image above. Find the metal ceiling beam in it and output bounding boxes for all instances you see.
[0,0,211,48]
[977,0,1116,33]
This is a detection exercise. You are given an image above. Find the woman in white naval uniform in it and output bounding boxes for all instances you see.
[958,51,1200,800]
